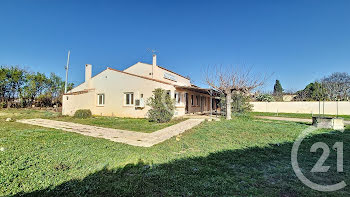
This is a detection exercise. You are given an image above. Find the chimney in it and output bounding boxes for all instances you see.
[152,54,157,78]
[85,64,92,83]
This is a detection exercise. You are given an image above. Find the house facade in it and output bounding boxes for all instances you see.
[62,55,218,118]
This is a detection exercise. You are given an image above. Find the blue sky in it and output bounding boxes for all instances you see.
[1,0,349,92]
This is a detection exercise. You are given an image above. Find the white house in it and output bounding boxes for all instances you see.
[62,55,218,118]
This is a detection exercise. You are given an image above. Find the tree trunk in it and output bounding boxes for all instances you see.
[225,90,232,120]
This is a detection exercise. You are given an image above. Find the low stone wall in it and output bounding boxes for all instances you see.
[250,101,350,115]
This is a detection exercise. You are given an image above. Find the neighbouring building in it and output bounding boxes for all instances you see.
[282,94,297,101]
[62,55,218,118]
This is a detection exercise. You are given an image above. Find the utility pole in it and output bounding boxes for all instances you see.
[64,50,70,94]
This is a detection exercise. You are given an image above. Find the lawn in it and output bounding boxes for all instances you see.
[250,111,350,121]
[0,108,185,133]
[1,109,349,196]
[51,116,186,133]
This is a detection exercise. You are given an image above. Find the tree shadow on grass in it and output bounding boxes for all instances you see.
[15,128,350,197]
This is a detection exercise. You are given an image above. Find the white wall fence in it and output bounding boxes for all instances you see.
[250,101,350,115]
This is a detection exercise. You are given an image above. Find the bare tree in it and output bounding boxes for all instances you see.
[321,72,350,101]
[204,65,266,120]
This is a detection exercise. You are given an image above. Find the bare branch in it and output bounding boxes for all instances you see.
[203,64,270,119]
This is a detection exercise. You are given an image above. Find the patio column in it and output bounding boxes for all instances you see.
[210,89,212,117]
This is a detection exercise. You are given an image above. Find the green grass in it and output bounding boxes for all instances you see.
[0,108,61,119]
[0,108,186,133]
[250,111,350,121]
[1,109,350,196]
[51,116,186,133]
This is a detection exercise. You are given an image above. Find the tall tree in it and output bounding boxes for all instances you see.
[273,80,283,96]
[6,66,26,107]
[23,72,48,105]
[0,67,8,104]
[0,65,71,108]
[205,65,265,120]
[47,73,73,106]
[295,82,325,101]
[321,72,350,101]
[47,73,63,105]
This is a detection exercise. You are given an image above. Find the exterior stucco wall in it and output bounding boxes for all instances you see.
[64,62,213,118]
[69,82,88,92]
[62,91,95,115]
[123,62,153,78]
[124,62,191,86]
[63,69,213,118]
[63,69,178,118]
[153,66,191,86]
[251,101,350,115]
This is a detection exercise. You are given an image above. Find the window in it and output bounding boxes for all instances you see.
[174,92,181,104]
[191,95,194,106]
[164,72,177,82]
[196,95,200,106]
[97,94,105,106]
[124,92,134,106]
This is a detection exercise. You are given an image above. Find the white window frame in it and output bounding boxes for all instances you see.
[97,94,105,106]
[124,92,134,106]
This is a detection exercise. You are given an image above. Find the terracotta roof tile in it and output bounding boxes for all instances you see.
[140,62,190,80]
[107,67,174,85]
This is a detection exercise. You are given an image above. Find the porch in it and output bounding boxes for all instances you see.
[174,85,221,117]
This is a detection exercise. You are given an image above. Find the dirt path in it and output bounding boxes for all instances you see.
[255,116,350,125]
[17,118,204,147]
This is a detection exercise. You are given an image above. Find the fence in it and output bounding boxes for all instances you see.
[250,101,350,115]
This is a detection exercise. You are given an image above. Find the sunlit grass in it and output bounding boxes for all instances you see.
[250,111,350,121]
[51,116,186,133]
[1,109,349,196]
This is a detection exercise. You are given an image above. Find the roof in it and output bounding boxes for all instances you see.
[140,62,190,80]
[107,67,174,85]
[64,90,89,95]
[66,65,207,96]
[175,85,213,95]
[65,67,180,96]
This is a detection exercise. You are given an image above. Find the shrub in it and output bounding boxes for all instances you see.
[74,109,92,118]
[256,94,275,102]
[231,92,252,114]
[147,88,175,123]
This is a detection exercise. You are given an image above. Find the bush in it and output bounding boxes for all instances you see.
[147,88,175,123]
[74,109,92,118]
[256,94,275,102]
[36,94,52,107]
[231,92,252,114]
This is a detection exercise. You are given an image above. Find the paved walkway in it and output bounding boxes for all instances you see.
[183,114,220,121]
[17,118,204,147]
[255,116,350,125]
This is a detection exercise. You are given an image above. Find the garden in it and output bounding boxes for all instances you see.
[1,109,349,196]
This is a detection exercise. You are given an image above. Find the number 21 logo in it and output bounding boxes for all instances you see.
[310,142,343,173]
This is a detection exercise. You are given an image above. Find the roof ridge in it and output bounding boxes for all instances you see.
[107,67,174,85]
[138,62,190,80]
